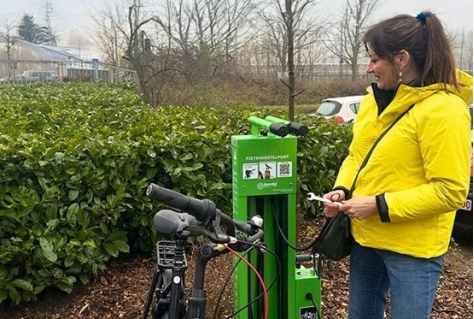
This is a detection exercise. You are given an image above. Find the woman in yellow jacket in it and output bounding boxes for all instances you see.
[322,11,472,319]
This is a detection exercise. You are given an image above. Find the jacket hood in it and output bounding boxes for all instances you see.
[454,70,473,105]
[365,69,473,115]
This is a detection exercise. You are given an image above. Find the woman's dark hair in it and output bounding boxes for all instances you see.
[363,11,459,91]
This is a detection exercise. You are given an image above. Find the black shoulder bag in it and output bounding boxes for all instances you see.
[312,105,414,261]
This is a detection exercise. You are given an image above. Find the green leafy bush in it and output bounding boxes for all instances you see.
[0,83,352,305]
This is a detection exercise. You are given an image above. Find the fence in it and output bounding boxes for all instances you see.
[239,62,372,81]
[0,60,137,84]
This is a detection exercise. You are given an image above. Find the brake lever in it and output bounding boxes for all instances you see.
[210,210,232,243]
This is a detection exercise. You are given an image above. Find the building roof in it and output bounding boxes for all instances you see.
[0,36,94,62]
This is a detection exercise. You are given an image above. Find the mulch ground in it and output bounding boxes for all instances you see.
[1,219,472,319]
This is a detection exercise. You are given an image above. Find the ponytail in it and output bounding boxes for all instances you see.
[363,11,460,91]
[420,11,459,91]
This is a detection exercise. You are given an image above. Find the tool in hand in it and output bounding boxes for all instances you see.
[306,192,343,206]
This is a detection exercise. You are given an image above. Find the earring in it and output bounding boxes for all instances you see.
[398,71,403,84]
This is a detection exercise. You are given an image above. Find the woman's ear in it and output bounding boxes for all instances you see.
[395,50,410,69]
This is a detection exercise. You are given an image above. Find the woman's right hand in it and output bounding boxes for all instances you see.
[322,190,345,217]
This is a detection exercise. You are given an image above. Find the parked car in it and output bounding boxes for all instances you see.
[0,70,59,84]
[313,95,365,123]
[452,104,473,246]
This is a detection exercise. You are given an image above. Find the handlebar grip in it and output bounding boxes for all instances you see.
[146,183,216,222]
[287,122,309,136]
[296,254,313,263]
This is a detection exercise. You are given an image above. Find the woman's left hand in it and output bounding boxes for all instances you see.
[339,196,377,220]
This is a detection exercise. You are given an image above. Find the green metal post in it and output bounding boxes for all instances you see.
[232,116,321,319]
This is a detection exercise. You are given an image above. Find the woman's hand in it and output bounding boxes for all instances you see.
[322,190,346,217]
[339,196,377,220]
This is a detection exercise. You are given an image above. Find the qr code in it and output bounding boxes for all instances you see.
[278,162,292,177]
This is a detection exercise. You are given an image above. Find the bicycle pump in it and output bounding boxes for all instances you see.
[231,116,321,319]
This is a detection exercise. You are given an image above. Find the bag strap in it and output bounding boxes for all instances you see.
[348,104,415,196]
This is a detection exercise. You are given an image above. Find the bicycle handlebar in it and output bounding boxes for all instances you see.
[144,183,266,319]
[146,183,216,222]
[147,183,264,244]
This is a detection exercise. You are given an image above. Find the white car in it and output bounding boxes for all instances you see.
[313,95,365,123]
[0,70,59,84]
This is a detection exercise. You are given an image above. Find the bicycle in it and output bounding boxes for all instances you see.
[141,183,266,319]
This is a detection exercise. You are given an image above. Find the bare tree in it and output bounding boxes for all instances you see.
[463,31,473,74]
[285,0,296,121]
[91,0,188,105]
[153,0,259,82]
[68,30,94,56]
[88,0,260,105]
[0,19,16,59]
[121,1,165,105]
[452,29,474,73]
[257,0,324,120]
[324,0,379,81]
[0,18,17,78]
[89,2,128,66]
[259,0,323,75]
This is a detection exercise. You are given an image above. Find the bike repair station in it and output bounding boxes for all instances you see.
[231,115,321,319]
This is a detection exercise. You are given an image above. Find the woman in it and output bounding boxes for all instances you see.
[322,11,472,319]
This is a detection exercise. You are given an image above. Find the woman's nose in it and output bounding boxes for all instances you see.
[366,63,373,73]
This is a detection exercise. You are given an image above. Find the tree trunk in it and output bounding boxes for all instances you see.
[286,0,295,122]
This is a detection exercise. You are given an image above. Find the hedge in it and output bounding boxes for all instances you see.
[0,82,352,305]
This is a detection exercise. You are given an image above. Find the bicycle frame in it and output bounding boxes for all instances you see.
[142,237,188,319]
[143,235,240,319]
[186,241,230,318]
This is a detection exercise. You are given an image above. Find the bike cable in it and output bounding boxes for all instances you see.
[306,292,322,319]
[270,198,319,252]
[226,244,268,319]
[220,242,280,319]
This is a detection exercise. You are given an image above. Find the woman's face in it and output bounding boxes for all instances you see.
[365,46,398,91]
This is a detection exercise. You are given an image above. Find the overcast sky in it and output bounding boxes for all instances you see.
[320,0,473,31]
[1,0,472,51]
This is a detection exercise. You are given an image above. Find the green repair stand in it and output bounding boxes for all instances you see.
[231,115,322,319]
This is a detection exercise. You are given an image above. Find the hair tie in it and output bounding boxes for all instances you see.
[416,12,427,24]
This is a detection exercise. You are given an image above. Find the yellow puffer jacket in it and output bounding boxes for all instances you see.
[335,71,473,258]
